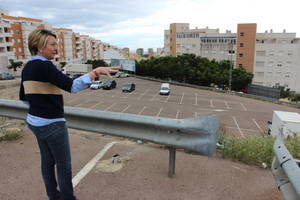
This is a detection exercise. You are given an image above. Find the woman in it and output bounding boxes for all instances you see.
[19,29,119,200]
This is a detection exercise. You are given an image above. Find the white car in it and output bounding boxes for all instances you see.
[115,71,129,78]
[90,81,104,89]
[160,83,170,95]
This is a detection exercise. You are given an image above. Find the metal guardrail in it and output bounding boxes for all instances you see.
[0,99,219,177]
[272,138,300,200]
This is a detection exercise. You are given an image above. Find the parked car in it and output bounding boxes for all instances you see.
[115,71,129,78]
[159,83,170,95]
[122,83,135,93]
[102,79,117,90]
[0,72,15,80]
[90,81,104,90]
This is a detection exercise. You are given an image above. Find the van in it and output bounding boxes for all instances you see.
[160,83,170,95]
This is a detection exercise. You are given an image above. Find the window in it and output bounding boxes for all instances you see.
[240,32,244,36]
[255,61,265,67]
[256,51,266,56]
[255,72,264,77]
[239,64,243,67]
[287,50,293,56]
[240,43,244,47]
[284,73,290,78]
[268,61,274,67]
[239,53,243,57]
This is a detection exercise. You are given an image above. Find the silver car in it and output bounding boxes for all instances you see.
[90,81,104,89]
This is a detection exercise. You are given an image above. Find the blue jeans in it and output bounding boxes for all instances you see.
[28,121,76,200]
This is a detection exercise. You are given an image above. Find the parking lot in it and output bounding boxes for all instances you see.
[1,76,300,138]
[0,76,290,200]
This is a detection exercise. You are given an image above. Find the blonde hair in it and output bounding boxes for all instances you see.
[28,29,56,55]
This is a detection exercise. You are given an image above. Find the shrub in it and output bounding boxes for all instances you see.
[218,133,300,168]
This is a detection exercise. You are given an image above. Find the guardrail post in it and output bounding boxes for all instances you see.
[168,146,176,177]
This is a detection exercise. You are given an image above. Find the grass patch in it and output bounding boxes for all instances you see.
[0,130,22,142]
[218,133,300,168]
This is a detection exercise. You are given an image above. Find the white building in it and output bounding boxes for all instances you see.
[252,31,300,92]
[164,23,236,64]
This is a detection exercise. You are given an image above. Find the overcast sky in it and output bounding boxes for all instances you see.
[1,0,300,52]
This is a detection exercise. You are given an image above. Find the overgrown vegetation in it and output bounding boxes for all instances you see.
[279,86,300,103]
[136,54,253,91]
[0,117,22,142]
[218,132,300,168]
[0,130,22,141]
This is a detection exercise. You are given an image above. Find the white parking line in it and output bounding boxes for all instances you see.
[150,92,159,101]
[105,102,116,111]
[89,101,103,109]
[210,99,214,107]
[164,94,171,102]
[137,89,149,100]
[72,141,117,188]
[232,116,244,138]
[138,106,147,115]
[224,101,230,109]
[156,107,163,117]
[240,103,247,111]
[194,93,198,105]
[121,105,130,113]
[252,118,263,133]
[179,92,185,104]
[122,92,131,99]
[176,110,180,119]
[225,126,258,133]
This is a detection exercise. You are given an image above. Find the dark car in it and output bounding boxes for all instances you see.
[102,79,117,90]
[122,83,135,92]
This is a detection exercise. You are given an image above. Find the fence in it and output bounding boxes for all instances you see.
[0,99,219,177]
[248,84,280,99]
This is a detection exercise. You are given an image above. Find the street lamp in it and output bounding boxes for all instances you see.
[228,42,234,91]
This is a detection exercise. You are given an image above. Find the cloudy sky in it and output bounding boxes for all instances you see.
[1,0,300,52]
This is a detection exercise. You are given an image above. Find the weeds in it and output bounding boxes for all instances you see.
[218,132,300,168]
[0,130,22,141]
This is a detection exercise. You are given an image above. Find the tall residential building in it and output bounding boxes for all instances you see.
[164,23,236,64]
[148,48,154,57]
[236,24,300,92]
[236,24,257,72]
[136,48,144,56]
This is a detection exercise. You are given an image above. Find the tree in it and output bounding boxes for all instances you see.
[231,67,253,91]
[8,59,23,72]
[59,62,67,69]
[85,59,107,69]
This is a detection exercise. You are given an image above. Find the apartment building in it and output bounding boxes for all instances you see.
[164,23,300,92]
[236,24,300,92]
[0,15,13,62]
[53,28,79,63]
[164,23,236,64]
[0,9,142,73]
[253,32,300,91]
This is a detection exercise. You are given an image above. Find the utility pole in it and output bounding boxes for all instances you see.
[229,42,234,91]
